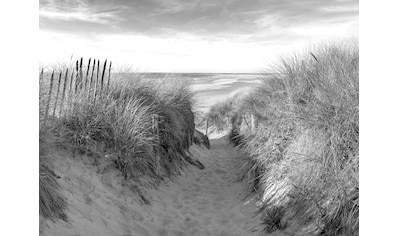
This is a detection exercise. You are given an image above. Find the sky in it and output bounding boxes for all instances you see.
[39,0,359,73]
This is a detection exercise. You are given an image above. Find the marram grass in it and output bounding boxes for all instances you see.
[207,40,358,235]
[39,68,197,221]
[243,41,359,235]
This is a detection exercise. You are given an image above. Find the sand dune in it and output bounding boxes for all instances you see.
[40,137,276,236]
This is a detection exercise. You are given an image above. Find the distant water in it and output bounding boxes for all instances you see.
[112,72,266,113]
[140,73,265,112]
[188,73,264,112]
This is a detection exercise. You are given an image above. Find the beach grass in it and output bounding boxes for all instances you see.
[245,40,358,235]
[39,161,68,222]
[207,40,359,235]
[39,68,196,221]
[193,129,211,149]
[204,93,246,132]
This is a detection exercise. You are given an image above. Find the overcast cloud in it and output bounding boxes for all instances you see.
[39,0,358,72]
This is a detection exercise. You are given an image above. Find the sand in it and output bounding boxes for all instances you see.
[40,136,272,236]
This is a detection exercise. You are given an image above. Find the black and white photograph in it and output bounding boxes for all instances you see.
[36,0,362,235]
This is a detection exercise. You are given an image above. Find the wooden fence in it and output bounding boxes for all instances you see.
[40,58,112,123]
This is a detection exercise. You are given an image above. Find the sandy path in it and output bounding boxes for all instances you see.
[41,137,265,236]
[144,137,264,236]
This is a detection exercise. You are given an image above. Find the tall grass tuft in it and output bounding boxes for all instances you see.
[238,41,358,235]
[42,72,196,179]
[39,162,68,222]
[39,65,197,219]
[193,129,210,149]
[206,94,242,131]
[39,82,69,222]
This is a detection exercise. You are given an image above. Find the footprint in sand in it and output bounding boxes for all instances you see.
[215,169,226,175]
[216,217,230,225]
[156,228,168,236]
[130,209,144,221]
[202,216,212,225]
[170,229,186,236]
[131,222,151,236]
[181,217,200,232]
[161,217,172,226]
[215,196,225,202]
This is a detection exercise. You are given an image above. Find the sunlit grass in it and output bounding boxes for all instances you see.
[39,67,196,221]
[207,40,359,235]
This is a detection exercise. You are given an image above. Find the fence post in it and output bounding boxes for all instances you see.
[52,71,62,117]
[69,69,74,95]
[60,69,68,116]
[84,58,91,90]
[205,119,209,136]
[100,59,107,93]
[89,59,96,101]
[40,68,44,81]
[94,60,100,103]
[69,68,75,95]
[79,57,83,90]
[45,71,55,121]
[75,60,79,92]
[106,61,112,91]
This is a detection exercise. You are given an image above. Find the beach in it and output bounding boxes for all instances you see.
[186,73,263,112]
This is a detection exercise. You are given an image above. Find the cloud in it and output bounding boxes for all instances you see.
[39,8,122,24]
[39,0,358,72]
[40,0,358,40]
[39,0,126,35]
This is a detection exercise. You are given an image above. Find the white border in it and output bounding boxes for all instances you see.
[3,0,398,235]
[1,0,38,235]
[360,1,399,235]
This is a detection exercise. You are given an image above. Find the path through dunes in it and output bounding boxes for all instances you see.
[145,137,264,236]
[41,137,269,236]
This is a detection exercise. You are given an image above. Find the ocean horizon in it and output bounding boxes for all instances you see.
[138,72,266,112]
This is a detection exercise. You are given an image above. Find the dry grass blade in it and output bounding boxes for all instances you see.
[39,162,68,222]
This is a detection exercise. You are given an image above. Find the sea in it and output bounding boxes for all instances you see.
[141,73,266,112]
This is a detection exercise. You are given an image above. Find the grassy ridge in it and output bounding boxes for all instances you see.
[39,70,196,222]
[245,41,358,235]
[207,41,359,235]
[200,93,252,137]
